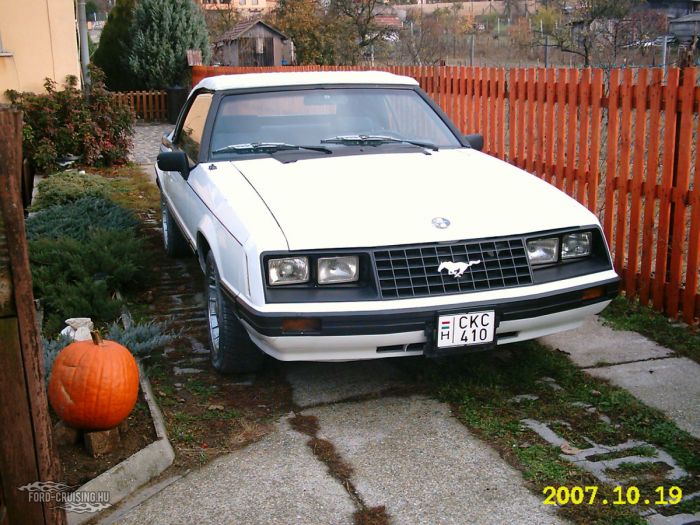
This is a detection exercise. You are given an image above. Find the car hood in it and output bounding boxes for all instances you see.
[228,148,599,250]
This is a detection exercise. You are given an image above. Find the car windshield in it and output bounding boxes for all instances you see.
[209,87,462,157]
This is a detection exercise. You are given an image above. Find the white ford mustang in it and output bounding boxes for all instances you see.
[156,71,619,373]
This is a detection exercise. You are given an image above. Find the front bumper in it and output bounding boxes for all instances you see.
[230,277,620,361]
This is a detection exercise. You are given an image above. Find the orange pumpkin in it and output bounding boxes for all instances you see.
[48,332,139,430]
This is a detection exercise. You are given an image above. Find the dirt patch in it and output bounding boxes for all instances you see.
[58,395,156,487]
[148,358,295,471]
[289,414,320,436]
[353,506,390,525]
[309,437,354,482]
[288,411,391,522]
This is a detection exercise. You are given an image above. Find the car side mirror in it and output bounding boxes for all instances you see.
[157,151,190,180]
[465,134,484,152]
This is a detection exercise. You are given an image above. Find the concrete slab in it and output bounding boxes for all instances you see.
[540,316,673,367]
[586,357,700,439]
[113,418,356,525]
[287,360,407,408]
[308,397,568,525]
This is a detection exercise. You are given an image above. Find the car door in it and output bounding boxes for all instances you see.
[161,92,214,243]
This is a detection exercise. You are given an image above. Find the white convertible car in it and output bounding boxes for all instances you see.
[156,71,619,373]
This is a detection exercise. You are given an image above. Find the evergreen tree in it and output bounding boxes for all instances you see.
[129,0,210,89]
[92,0,137,91]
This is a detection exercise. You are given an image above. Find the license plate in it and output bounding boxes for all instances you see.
[437,311,496,348]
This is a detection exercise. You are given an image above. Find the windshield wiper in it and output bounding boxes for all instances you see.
[320,135,438,151]
[212,142,331,155]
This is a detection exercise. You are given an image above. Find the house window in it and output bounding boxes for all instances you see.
[239,0,246,5]
[0,31,11,56]
[251,0,258,4]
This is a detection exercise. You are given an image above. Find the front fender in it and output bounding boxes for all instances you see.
[197,215,248,298]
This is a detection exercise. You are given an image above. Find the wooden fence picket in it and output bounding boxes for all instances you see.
[626,68,649,298]
[653,68,680,312]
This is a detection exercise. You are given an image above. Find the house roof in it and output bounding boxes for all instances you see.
[669,13,700,23]
[193,71,419,92]
[214,19,288,43]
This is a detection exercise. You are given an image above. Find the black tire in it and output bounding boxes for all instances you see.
[205,251,265,374]
[160,193,189,257]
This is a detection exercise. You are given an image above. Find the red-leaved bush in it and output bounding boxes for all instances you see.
[6,68,134,173]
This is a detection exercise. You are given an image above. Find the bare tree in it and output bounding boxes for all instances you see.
[204,6,243,42]
[330,0,394,59]
[535,0,646,67]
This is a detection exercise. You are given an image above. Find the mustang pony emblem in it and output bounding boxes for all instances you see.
[437,260,482,278]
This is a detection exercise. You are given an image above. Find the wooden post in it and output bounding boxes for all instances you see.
[0,108,65,525]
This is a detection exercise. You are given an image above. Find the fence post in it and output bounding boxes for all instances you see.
[0,109,66,524]
[666,68,696,317]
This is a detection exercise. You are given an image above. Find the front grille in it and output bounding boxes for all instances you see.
[374,237,533,299]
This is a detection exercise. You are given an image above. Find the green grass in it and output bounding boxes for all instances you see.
[400,342,700,524]
[600,296,700,364]
[185,379,219,400]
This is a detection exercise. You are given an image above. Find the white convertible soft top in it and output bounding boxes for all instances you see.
[193,70,419,92]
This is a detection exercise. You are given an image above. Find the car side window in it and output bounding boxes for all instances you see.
[177,93,213,162]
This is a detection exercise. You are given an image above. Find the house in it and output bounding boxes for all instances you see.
[196,0,276,15]
[647,0,700,20]
[669,12,700,43]
[0,0,81,103]
[213,19,293,66]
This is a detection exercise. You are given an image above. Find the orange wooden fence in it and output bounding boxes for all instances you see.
[191,65,700,325]
[112,90,168,121]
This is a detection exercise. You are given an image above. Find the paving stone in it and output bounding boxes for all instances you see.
[570,401,593,409]
[173,367,202,376]
[646,512,700,525]
[537,377,564,391]
[586,357,700,439]
[540,316,674,367]
[189,337,210,355]
[308,397,567,525]
[510,394,540,403]
[521,419,687,483]
[129,123,172,165]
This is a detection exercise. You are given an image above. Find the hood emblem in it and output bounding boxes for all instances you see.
[438,260,482,279]
[432,217,450,229]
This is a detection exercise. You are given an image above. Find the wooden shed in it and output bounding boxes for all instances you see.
[213,19,293,67]
[669,12,700,44]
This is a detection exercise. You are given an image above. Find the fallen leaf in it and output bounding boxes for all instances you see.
[208,404,225,411]
[560,441,582,455]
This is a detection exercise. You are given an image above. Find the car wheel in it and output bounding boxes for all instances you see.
[205,251,265,374]
[160,193,189,257]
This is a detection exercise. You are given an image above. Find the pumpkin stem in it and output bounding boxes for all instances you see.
[90,330,103,346]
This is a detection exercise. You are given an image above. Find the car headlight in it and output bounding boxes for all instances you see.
[527,238,559,265]
[318,256,359,284]
[268,257,309,285]
[561,231,592,259]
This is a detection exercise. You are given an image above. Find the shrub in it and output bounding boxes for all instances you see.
[26,196,138,241]
[30,230,147,334]
[30,170,113,210]
[107,321,179,357]
[42,335,72,386]
[92,0,137,90]
[129,0,210,89]
[6,69,134,173]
